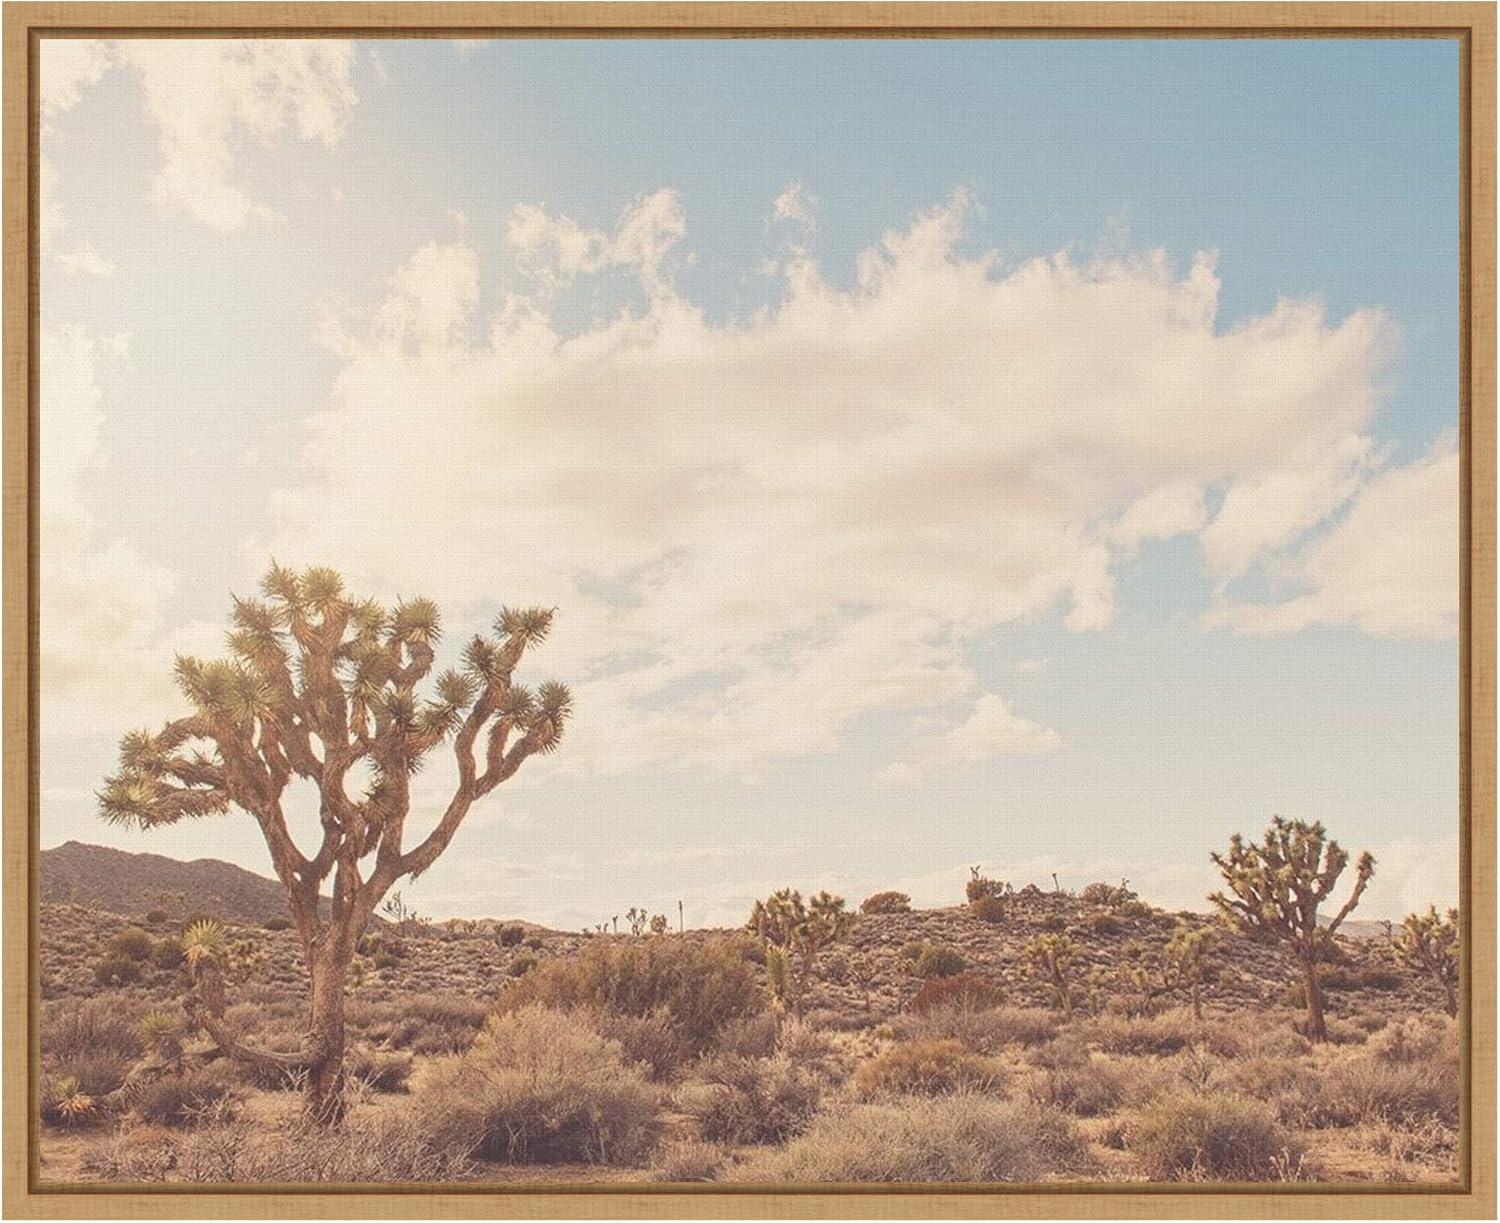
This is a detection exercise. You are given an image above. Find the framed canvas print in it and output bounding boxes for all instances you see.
[2,3,1494,1218]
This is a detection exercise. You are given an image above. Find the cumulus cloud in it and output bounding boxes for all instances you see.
[39,327,181,731]
[507,189,686,294]
[261,188,1407,782]
[1206,438,1458,640]
[44,40,358,233]
[772,180,817,230]
[878,693,1061,788]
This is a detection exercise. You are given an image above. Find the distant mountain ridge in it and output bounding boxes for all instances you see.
[40,840,329,926]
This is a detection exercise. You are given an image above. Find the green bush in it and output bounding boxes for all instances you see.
[261,917,293,932]
[109,927,155,962]
[915,945,966,979]
[41,997,144,1063]
[508,955,537,977]
[498,934,765,1053]
[94,954,142,987]
[498,925,525,947]
[144,909,168,924]
[1130,1092,1301,1181]
[413,1005,660,1165]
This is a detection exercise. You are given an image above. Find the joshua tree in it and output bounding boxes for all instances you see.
[1210,816,1374,1041]
[1162,925,1218,1021]
[1024,932,1076,1015]
[99,564,571,1122]
[1392,905,1460,1017]
[747,888,855,1011]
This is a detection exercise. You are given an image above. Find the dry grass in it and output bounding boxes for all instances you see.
[726,1094,1093,1182]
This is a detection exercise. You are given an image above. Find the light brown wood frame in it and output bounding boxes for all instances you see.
[2,4,1493,1218]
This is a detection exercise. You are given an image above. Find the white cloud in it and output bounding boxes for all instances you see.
[261,189,1400,781]
[54,244,115,278]
[879,693,1061,788]
[772,181,817,230]
[39,327,181,731]
[1206,438,1458,640]
[41,39,112,116]
[1013,657,1050,674]
[117,40,358,231]
[506,189,686,293]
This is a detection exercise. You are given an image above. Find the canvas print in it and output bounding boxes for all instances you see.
[35,35,1463,1187]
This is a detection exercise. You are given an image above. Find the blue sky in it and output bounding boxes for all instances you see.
[39,37,1460,928]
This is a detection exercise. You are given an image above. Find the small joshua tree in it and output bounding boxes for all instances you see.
[1210,816,1374,1041]
[99,564,570,1122]
[1162,925,1218,1021]
[747,888,855,1012]
[1392,905,1460,1017]
[649,913,670,936]
[1025,933,1076,1015]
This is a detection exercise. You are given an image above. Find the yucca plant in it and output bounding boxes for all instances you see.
[41,1076,96,1126]
[98,564,571,1123]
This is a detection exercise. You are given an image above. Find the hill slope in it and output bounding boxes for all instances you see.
[40,840,327,926]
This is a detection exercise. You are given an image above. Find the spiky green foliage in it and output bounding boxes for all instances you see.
[746,888,856,1012]
[1162,925,1218,1020]
[1392,905,1460,1017]
[1210,816,1374,1040]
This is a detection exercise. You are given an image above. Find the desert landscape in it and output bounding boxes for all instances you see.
[38,839,1461,1186]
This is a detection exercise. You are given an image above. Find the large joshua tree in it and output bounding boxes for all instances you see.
[1209,816,1374,1042]
[99,564,571,1122]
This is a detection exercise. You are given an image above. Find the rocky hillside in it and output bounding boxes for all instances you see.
[39,841,328,927]
[40,878,1435,1027]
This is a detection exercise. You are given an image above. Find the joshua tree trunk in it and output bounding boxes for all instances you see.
[304,938,354,1124]
[1190,982,1203,1022]
[1442,978,1458,1019]
[1300,957,1327,1042]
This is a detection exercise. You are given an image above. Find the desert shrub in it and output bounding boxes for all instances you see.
[898,1005,1058,1054]
[1130,1092,1302,1181]
[1085,1010,1201,1056]
[969,895,1008,925]
[109,926,155,961]
[498,925,525,947]
[152,938,185,970]
[679,1052,822,1144]
[1317,964,1405,993]
[909,973,1002,1015]
[94,953,143,987]
[1029,1059,1132,1117]
[42,997,144,1063]
[83,1112,475,1183]
[594,1008,693,1080]
[373,951,401,972]
[914,945,966,979]
[261,916,292,932]
[348,994,488,1056]
[728,1094,1089,1183]
[144,908,168,924]
[508,955,537,977]
[860,891,911,915]
[965,867,1010,906]
[1081,881,1136,906]
[715,1010,781,1060]
[345,1046,414,1093]
[62,1051,133,1100]
[414,1005,659,1165]
[499,935,764,1053]
[897,940,926,964]
[855,1039,1002,1096]
[1087,912,1122,936]
[133,1066,239,1127]
[1292,1054,1460,1128]
[1367,1016,1456,1065]
[525,935,545,950]
[651,1138,727,1182]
